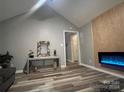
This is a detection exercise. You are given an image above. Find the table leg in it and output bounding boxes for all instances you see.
[27,59,29,74]
[57,59,59,67]
[53,59,59,70]
[43,60,45,67]
[53,60,57,70]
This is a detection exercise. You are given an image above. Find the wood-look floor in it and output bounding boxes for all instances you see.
[8,63,124,92]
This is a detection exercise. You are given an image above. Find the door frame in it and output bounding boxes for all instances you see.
[63,30,81,68]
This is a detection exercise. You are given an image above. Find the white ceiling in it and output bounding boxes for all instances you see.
[0,0,38,22]
[0,0,124,27]
[48,0,124,27]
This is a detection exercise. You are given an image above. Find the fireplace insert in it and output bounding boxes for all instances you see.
[98,52,124,67]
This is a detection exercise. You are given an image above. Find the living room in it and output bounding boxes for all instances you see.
[1,0,124,92]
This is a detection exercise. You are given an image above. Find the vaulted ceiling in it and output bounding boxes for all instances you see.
[0,0,124,27]
[0,0,38,22]
[47,0,124,27]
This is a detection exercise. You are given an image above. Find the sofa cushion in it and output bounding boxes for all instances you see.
[0,77,3,85]
[0,66,2,69]
[0,67,16,92]
[0,68,16,81]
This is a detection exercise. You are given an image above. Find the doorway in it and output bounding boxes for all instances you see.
[63,30,81,67]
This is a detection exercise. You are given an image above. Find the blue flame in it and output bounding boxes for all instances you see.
[101,55,124,66]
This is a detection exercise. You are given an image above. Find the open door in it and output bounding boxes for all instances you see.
[71,33,78,63]
[63,30,81,68]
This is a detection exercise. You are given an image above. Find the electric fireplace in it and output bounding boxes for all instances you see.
[98,52,124,67]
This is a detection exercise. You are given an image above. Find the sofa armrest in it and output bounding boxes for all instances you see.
[0,68,16,78]
[0,77,3,85]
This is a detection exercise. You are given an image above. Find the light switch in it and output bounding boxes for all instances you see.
[60,44,63,47]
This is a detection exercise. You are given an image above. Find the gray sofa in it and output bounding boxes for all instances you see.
[0,67,16,92]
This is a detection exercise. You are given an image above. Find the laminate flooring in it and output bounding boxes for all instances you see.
[8,63,124,92]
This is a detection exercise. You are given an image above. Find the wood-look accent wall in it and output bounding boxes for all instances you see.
[92,2,124,66]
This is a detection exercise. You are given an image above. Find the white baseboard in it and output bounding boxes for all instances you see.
[61,64,66,68]
[80,63,124,79]
[66,59,73,63]
[16,70,23,74]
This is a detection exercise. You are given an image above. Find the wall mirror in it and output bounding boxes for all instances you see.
[37,41,50,57]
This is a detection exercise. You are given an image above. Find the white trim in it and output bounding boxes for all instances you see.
[63,31,67,67]
[61,65,66,68]
[67,59,73,63]
[16,70,23,74]
[80,63,124,79]
[70,35,74,62]
[63,30,81,67]
[77,31,82,65]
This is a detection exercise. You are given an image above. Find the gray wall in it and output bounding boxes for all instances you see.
[79,23,94,66]
[1,4,77,70]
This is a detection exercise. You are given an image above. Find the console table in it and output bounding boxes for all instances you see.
[27,56,59,74]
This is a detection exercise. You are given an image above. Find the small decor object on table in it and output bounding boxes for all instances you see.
[54,50,57,56]
[0,51,13,68]
[28,50,34,58]
[50,49,57,56]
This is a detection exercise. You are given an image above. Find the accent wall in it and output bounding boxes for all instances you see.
[92,2,124,66]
